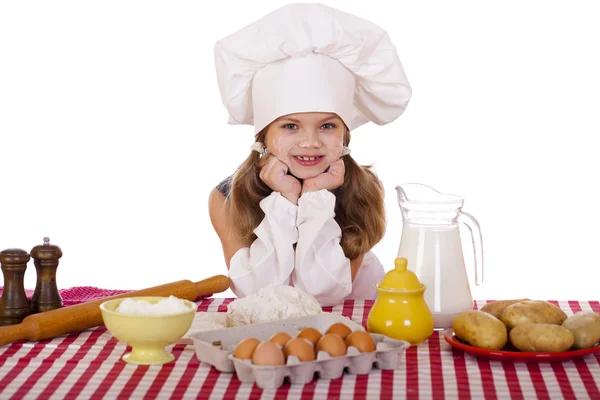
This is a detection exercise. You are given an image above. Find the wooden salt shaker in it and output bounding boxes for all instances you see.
[0,249,31,325]
[30,237,63,313]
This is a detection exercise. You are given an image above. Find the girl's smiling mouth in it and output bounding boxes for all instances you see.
[293,155,324,166]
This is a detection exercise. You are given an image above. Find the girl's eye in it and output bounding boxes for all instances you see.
[282,123,298,130]
[321,123,336,130]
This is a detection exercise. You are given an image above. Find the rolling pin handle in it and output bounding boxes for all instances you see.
[0,318,34,347]
[192,275,230,299]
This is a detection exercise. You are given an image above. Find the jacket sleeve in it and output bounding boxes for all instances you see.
[228,191,298,298]
[292,189,352,306]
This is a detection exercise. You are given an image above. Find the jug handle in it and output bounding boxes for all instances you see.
[458,212,484,285]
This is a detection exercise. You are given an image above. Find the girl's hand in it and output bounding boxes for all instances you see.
[259,155,302,204]
[302,158,345,194]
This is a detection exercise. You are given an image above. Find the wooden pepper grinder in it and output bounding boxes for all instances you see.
[0,248,32,326]
[30,237,63,313]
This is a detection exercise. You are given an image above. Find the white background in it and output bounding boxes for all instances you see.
[1,0,599,301]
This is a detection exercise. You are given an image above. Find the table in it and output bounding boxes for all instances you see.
[1,296,599,399]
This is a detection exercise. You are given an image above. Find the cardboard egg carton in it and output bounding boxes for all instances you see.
[189,313,410,390]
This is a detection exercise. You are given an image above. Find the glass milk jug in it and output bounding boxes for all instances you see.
[396,183,483,329]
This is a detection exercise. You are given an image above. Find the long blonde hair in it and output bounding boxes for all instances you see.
[227,128,386,260]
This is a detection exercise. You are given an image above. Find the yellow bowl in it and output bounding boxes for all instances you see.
[100,296,197,365]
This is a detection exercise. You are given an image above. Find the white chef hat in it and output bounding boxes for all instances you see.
[214,3,412,134]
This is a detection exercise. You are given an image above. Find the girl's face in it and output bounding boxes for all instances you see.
[264,112,346,180]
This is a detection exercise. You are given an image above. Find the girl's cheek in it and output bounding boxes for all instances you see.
[320,130,344,158]
[270,137,293,166]
[325,140,344,161]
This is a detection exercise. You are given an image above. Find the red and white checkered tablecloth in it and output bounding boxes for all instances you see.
[1,297,599,399]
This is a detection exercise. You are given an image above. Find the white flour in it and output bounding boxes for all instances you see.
[115,295,193,315]
[226,285,322,327]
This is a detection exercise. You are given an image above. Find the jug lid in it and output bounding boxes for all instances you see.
[379,257,422,290]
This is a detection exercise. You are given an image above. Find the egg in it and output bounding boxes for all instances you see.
[316,333,347,357]
[345,331,376,353]
[269,332,292,347]
[233,337,261,359]
[283,337,316,362]
[297,327,322,345]
[325,323,352,339]
[251,341,286,366]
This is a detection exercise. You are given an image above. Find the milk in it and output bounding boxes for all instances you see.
[398,223,473,329]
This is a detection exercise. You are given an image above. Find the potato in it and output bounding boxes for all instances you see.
[500,300,568,329]
[562,311,600,349]
[481,299,530,319]
[509,323,574,352]
[453,310,507,350]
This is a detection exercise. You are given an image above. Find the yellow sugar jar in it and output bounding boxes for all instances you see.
[367,257,434,345]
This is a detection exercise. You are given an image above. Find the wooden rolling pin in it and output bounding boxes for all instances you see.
[0,274,230,347]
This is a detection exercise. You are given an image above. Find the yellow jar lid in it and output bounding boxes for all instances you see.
[379,257,422,290]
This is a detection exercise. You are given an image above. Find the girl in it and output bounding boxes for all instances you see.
[208,4,411,306]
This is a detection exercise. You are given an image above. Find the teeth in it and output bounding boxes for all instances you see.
[298,156,318,161]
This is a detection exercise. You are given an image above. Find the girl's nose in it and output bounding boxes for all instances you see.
[298,128,320,148]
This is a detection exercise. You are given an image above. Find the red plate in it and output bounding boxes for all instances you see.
[444,329,600,362]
